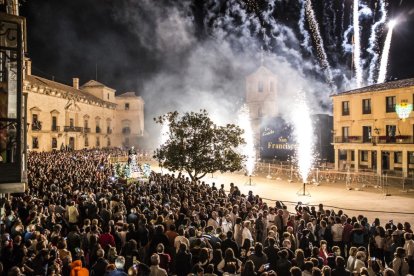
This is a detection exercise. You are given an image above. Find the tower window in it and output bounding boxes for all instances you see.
[258,81,264,93]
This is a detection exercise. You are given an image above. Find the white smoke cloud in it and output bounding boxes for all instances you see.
[112,0,333,147]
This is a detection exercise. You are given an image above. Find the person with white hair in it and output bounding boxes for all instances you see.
[105,256,127,276]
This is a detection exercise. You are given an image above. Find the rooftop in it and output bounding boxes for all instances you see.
[334,78,414,96]
[25,75,115,106]
[117,91,137,97]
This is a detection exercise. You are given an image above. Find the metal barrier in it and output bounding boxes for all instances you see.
[254,162,414,193]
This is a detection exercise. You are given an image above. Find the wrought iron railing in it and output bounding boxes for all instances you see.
[64,126,83,132]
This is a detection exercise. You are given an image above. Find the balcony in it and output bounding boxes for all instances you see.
[83,128,91,133]
[335,136,414,144]
[64,126,83,132]
[377,135,413,144]
[334,136,362,143]
[31,121,42,131]
[51,126,60,132]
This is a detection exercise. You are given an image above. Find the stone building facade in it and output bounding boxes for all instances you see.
[25,60,144,152]
[332,78,414,177]
[245,65,278,144]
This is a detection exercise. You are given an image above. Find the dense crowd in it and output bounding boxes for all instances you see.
[0,149,412,276]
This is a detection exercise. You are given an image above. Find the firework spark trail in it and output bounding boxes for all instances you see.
[292,92,314,183]
[323,0,335,47]
[238,104,256,176]
[377,20,396,83]
[367,0,387,84]
[305,0,334,85]
[353,0,363,88]
[341,1,345,39]
[298,0,313,54]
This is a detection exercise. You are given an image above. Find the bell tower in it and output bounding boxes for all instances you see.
[245,64,278,144]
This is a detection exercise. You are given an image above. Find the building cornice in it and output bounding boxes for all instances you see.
[24,79,117,110]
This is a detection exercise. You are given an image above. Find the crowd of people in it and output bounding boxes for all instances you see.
[0,149,412,276]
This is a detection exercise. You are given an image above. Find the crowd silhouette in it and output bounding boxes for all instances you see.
[0,149,412,276]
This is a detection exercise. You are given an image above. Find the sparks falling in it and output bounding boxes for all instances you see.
[353,0,363,88]
[304,0,333,85]
[238,104,256,176]
[377,20,397,83]
[367,0,387,85]
[292,93,315,183]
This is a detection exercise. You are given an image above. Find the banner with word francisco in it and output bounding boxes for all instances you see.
[260,117,296,161]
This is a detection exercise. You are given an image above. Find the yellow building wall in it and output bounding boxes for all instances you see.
[332,85,414,176]
[25,80,144,152]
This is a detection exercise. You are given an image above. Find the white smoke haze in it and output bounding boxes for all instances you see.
[110,0,394,148]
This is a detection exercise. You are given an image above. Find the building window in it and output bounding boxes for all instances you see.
[386,125,396,139]
[69,118,74,128]
[342,101,350,116]
[32,137,39,149]
[362,99,371,114]
[32,114,41,131]
[84,120,89,132]
[125,103,130,110]
[96,137,100,147]
[107,94,109,100]
[122,127,131,135]
[96,119,101,133]
[85,135,89,147]
[394,151,402,164]
[107,137,111,147]
[52,116,57,131]
[361,151,369,162]
[258,81,264,92]
[52,138,57,149]
[386,96,396,113]
[409,152,414,164]
[258,106,263,117]
[342,126,349,142]
[363,126,372,143]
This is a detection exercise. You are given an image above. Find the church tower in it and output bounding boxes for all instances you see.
[245,65,278,145]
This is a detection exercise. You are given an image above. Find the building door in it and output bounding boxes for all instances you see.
[372,151,377,170]
[382,151,390,171]
[69,137,75,150]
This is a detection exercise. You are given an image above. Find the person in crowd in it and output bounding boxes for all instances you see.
[91,248,109,276]
[403,232,414,274]
[392,247,409,276]
[217,248,242,274]
[175,243,192,276]
[149,253,167,276]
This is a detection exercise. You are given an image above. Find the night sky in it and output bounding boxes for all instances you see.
[19,0,414,122]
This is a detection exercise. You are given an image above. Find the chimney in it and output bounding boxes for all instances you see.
[25,58,32,76]
[73,78,79,90]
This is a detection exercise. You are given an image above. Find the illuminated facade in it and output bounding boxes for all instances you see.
[25,60,144,152]
[332,78,414,177]
[245,65,278,144]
